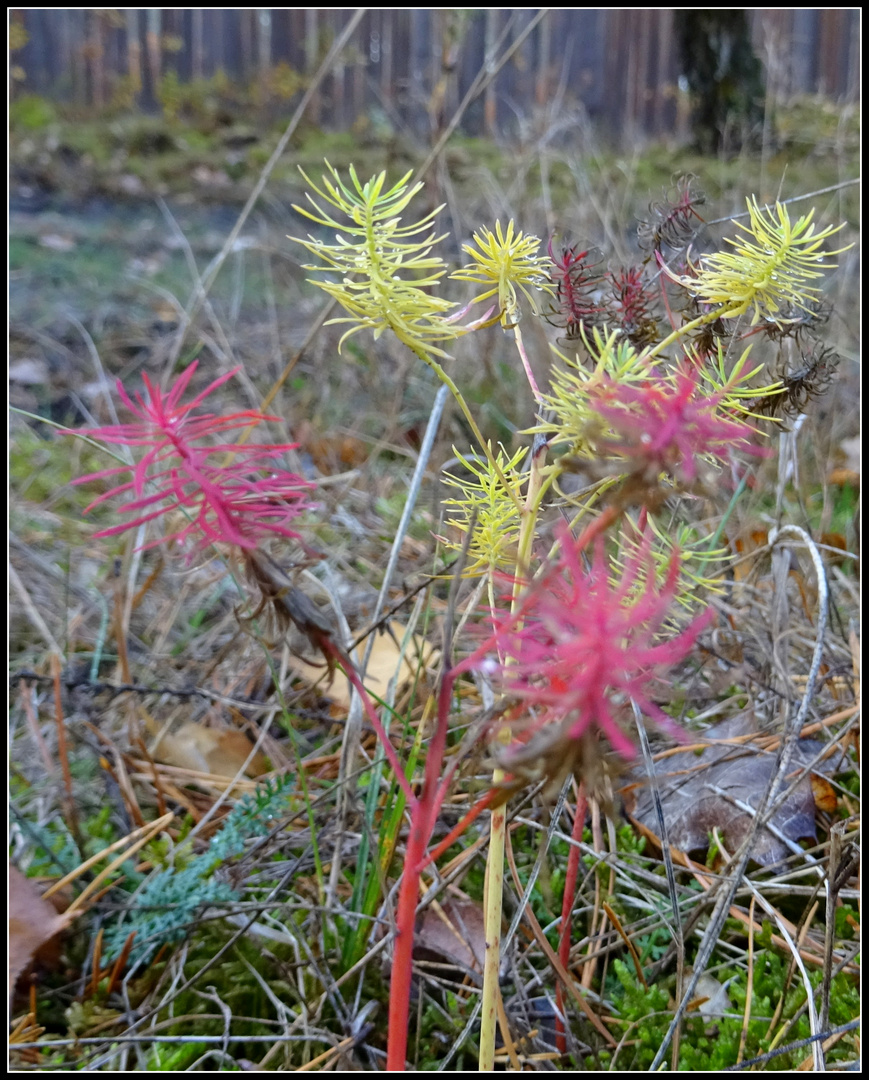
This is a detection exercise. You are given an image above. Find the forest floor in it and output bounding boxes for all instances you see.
[10,101,861,1071]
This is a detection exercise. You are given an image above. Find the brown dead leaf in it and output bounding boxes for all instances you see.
[297,421,369,473]
[818,532,852,573]
[9,867,75,996]
[828,467,860,489]
[809,772,838,814]
[151,723,268,778]
[727,528,770,581]
[623,714,839,867]
[289,621,435,709]
[414,896,487,984]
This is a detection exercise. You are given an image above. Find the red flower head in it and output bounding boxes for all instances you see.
[72,362,314,553]
[586,366,764,486]
[463,527,713,762]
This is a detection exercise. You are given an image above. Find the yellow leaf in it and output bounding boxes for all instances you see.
[290,621,435,708]
[151,723,268,778]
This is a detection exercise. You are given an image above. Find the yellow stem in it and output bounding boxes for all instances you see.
[478,444,548,1069]
[643,306,729,362]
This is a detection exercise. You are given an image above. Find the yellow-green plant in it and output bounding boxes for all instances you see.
[293,163,463,355]
[290,165,848,1070]
[662,196,849,324]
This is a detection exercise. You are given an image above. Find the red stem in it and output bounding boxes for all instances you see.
[361,509,620,1067]
[424,787,501,869]
[327,641,417,806]
[385,664,456,1069]
[555,782,588,1053]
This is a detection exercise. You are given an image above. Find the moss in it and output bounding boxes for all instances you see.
[606,950,859,1070]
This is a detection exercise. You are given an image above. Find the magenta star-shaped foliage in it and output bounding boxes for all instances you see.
[72,362,314,553]
[587,366,763,484]
[464,528,713,760]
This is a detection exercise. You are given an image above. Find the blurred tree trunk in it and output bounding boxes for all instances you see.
[674,10,765,154]
[304,8,319,124]
[88,10,105,109]
[191,8,203,80]
[257,8,271,75]
[145,8,161,105]
[535,12,551,107]
[126,9,142,105]
[483,9,498,136]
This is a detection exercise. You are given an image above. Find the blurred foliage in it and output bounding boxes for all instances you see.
[10,92,57,131]
[9,20,29,50]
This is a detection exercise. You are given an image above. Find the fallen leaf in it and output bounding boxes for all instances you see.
[151,723,268,778]
[827,468,859,489]
[623,714,838,867]
[686,971,733,1016]
[289,621,435,709]
[414,897,487,984]
[9,867,74,996]
[809,772,838,814]
[299,425,369,473]
[728,529,770,581]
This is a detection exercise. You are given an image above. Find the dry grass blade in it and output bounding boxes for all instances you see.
[41,812,175,911]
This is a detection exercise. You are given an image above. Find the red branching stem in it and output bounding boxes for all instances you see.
[424,787,502,869]
[324,641,417,807]
[387,805,431,1070]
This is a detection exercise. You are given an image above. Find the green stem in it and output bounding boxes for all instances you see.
[399,334,524,515]
[643,304,732,362]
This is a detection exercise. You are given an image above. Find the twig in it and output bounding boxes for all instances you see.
[820,820,859,1035]
[17,677,55,776]
[721,1019,861,1071]
[649,525,830,1070]
[633,700,684,1069]
[51,652,78,841]
[9,562,64,657]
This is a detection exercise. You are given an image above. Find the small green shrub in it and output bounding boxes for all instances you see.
[104,776,295,964]
[10,92,57,131]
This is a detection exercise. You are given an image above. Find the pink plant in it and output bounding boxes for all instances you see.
[460,526,713,761]
[586,366,763,485]
[72,362,314,553]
